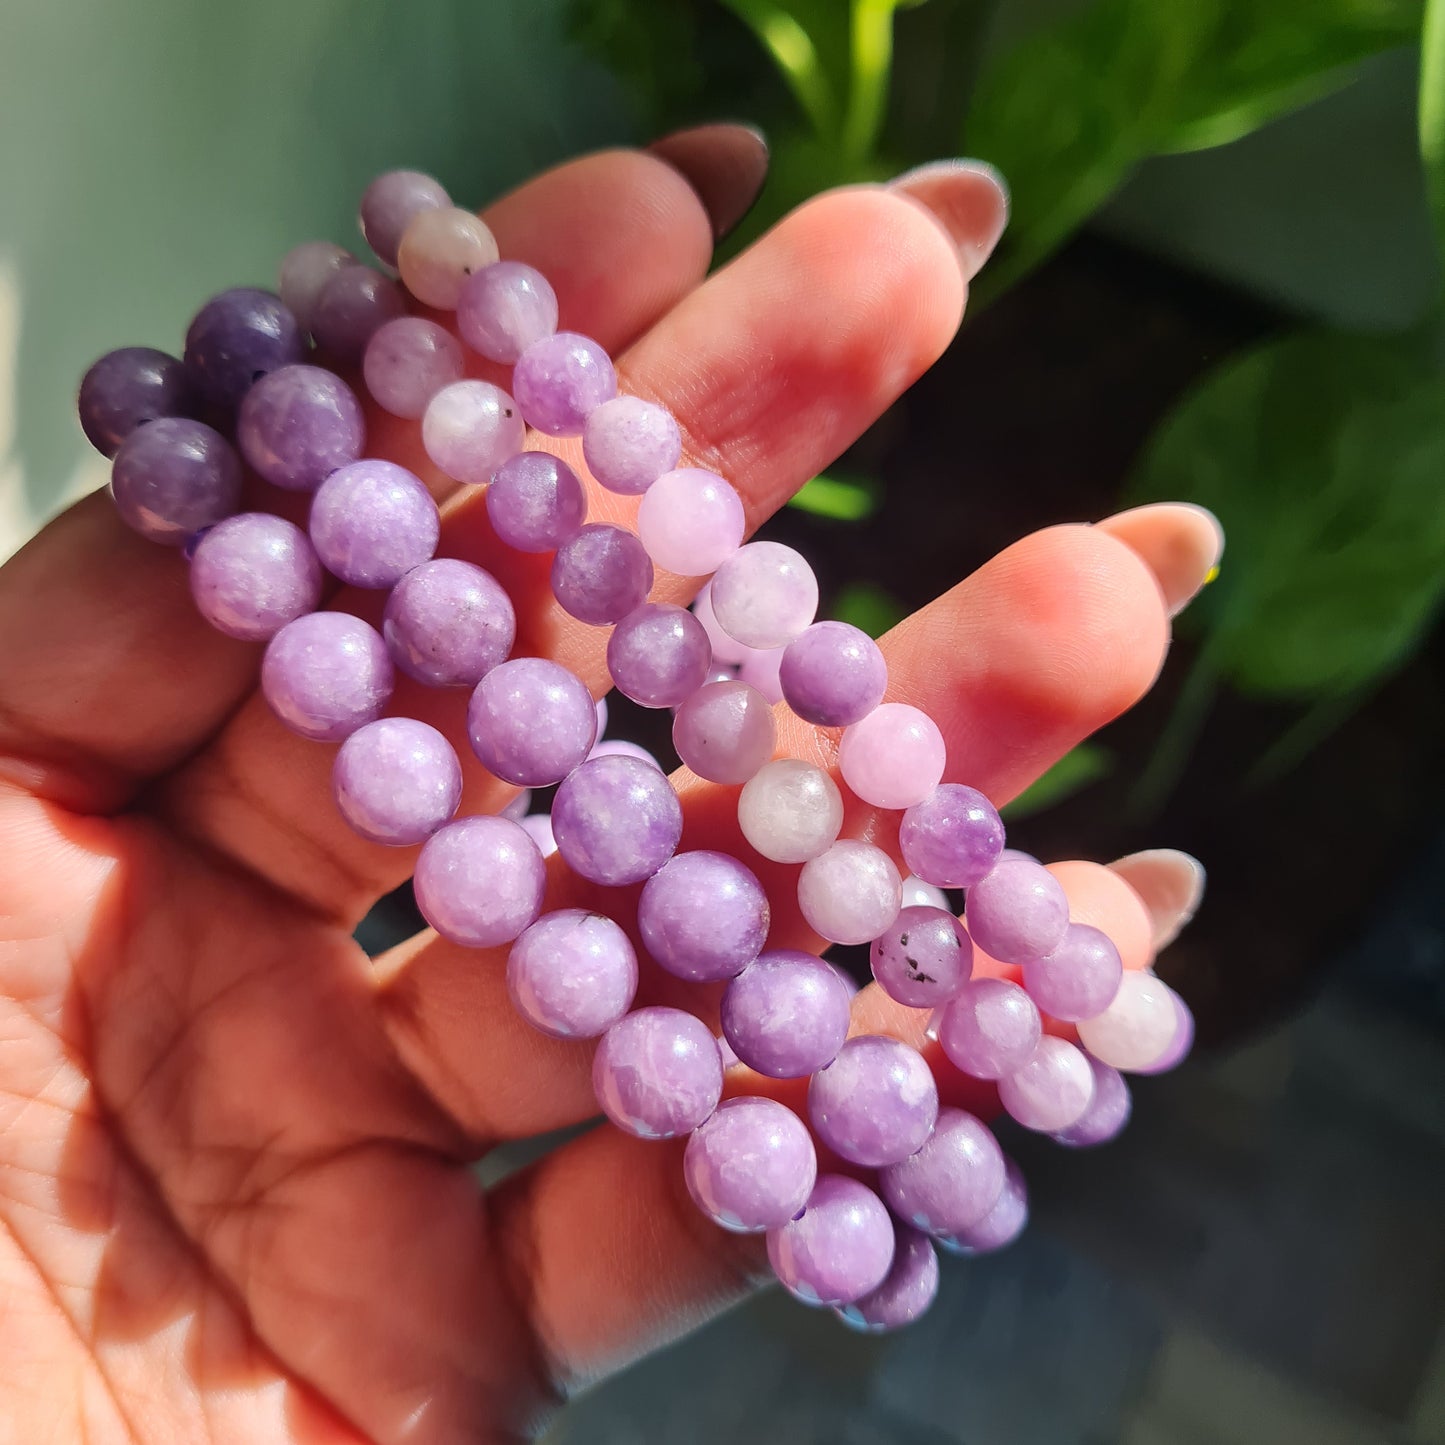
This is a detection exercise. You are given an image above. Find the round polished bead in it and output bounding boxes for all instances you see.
[309,459,439,588]
[767,1175,895,1308]
[261,612,393,741]
[518,812,556,857]
[836,1226,939,1334]
[456,260,558,363]
[237,364,364,492]
[552,754,683,886]
[839,704,946,810]
[635,467,745,574]
[709,541,818,650]
[738,645,785,704]
[363,316,464,419]
[870,905,973,1010]
[277,241,358,334]
[512,331,617,436]
[672,679,775,785]
[692,581,751,666]
[382,557,515,688]
[421,379,524,486]
[551,524,654,626]
[593,693,609,739]
[1053,1056,1132,1147]
[899,784,1005,889]
[902,875,950,911]
[359,169,450,268]
[607,603,711,708]
[1076,970,1179,1071]
[965,857,1070,964]
[737,758,843,864]
[720,950,852,1079]
[1135,988,1194,1075]
[797,840,901,947]
[110,418,241,545]
[937,978,1041,1080]
[397,205,499,310]
[998,1035,1095,1132]
[189,513,322,641]
[588,738,662,769]
[583,396,682,496]
[593,1007,723,1139]
[684,1097,817,1234]
[808,1035,939,1168]
[939,1159,1027,1255]
[332,717,462,845]
[880,1108,1006,1237]
[467,656,596,786]
[638,850,769,982]
[311,267,407,363]
[1023,921,1123,1022]
[413,815,545,948]
[183,288,304,409]
[486,451,587,553]
[779,621,887,728]
[502,791,532,823]
[506,909,638,1039]
[78,346,196,456]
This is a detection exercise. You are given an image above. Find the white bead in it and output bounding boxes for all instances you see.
[738,758,844,864]
[1076,971,1178,1071]
[797,840,901,946]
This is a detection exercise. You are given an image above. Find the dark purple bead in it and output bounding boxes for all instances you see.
[183,288,305,409]
[77,347,196,457]
[109,417,242,545]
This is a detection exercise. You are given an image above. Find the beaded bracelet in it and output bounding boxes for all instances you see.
[78,166,1193,1333]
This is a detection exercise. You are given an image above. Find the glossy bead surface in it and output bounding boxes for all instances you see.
[1053,1056,1132,1147]
[1076,970,1179,1071]
[592,1007,723,1139]
[736,758,843,864]
[779,621,887,728]
[359,169,450,268]
[998,1035,1095,1132]
[709,541,818,649]
[588,738,662,769]
[78,346,196,456]
[880,1108,1006,1237]
[672,679,775,785]
[506,909,637,1039]
[767,1176,895,1308]
[332,717,461,845]
[457,260,558,363]
[1023,922,1123,1022]
[638,850,769,982]
[692,581,751,666]
[397,205,499,309]
[110,418,241,545]
[413,815,545,948]
[684,1097,817,1233]
[836,1226,939,1333]
[902,875,951,911]
[808,1035,939,1168]
[512,330,617,436]
[937,977,1040,1080]
[309,460,439,588]
[519,813,556,857]
[551,754,683,886]
[467,656,596,786]
[189,513,322,641]
[870,905,973,1010]
[584,396,682,496]
[606,603,711,708]
[486,451,587,553]
[839,704,947,810]
[422,379,525,486]
[635,467,745,574]
[363,316,464,419]
[382,558,515,688]
[965,857,1070,964]
[183,288,304,409]
[278,241,358,334]
[738,645,784,704]
[899,784,1006,889]
[311,267,407,363]
[797,840,901,946]
[720,950,852,1079]
[1135,988,1194,1074]
[939,1159,1027,1255]
[237,364,364,491]
[261,612,393,741]
[551,524,653,626]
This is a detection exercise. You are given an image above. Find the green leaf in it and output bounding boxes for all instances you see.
[1422,0,1445,272]
[718,0,858,135]
[787,471,883,520]
[1002,743,1113,820]
[830,580,907,637]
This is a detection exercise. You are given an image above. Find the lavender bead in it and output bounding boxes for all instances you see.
[939,1159,1028,1255]
[998,1035,1095,1132]
[1052,1056,1132,1147]
[692,581,751,666]
[635,467,746,577]
[519,813,557,857]
[879,1107,1006,1237]
[1135,989,1194,1075]
[309,459,439,588]
[78,346,196,456]
[359,169,450,268]
[720,950,852,1079]
[311,267,407,363]
[808,1035,939,1168]
[468,656,596,786]
[413,815,545,947]
[457,260,559,364]
[902,875,950,911]
[1022,922,1123,1022]
[110,417,241,545]
[486,451,587,553]
[183,288,304,409]
[779,621,887,728]
[397,206,499,310]
[506,909,637,1039]
[583,396,681,495]
[551,754,683,886]
[278,241,358,334]
[607,603,711,708]
[422,380,525,486]
[363,316,464,419]
[710,541,818,650]
[899,784,1005,889]
[332,717,461,845]
[836,1226,939,1333]
[588,738,663,769]
[237,364,365,492]
[767,1175,895,1308]
[502,790,533,822]
[512,331,617,436]
[383,557,515,688]
[736,758,843,864]
[261,611,393,741]
[797,840,902,947]
[551,524,654,625]
[965,857,1070,963]
[685,1097,817,1233]
[937,978,1041,1080]
[1076,971,1179,1071]
[738,645,785,704]
[189,513,322,641]
[839,704,946,810]
[672,679,776,785]
[638,850,770,982]
[870,905,973,1010]
[592,1007,723,1139]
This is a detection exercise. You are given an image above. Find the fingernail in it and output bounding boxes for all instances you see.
[1108,849,1205,949]
[647,122,770,241]
[889,160,1009,280]
[1098,501,1225,617]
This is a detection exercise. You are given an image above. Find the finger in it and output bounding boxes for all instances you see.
[1107,848,1206,949]
[1095,502,1223,618]
[647,122,770,241]
[0,146,719,811]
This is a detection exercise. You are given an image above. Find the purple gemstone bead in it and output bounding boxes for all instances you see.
[512,331,617,436]
[110,417,242,545]
[413,815,545,948]
[1022,921,1124,1022]
[592,1006,723,1139]
[738,644,785,704]
[836,1226,940,1333]
[720,950,852,1079]
[456,260,558,364]
[486,451,587,553]
[551,754,683,886]
[311,267,407,363]
[607,603,712,708]
[422,379,525,486]
[1134,989,1195,1075]
[685,1097,817,1233]
[519,812,557,857]
[998,1035,1095,1132]
[779,621,888,728]
[506,909,638,1039]
[588,738,662,768]
[965,857,1070,963]
[583,396,683,496]
[502,790,533,822]
[277,241,358,335]
[899,784,1006,889]
[879,1107,1006,1237]
[797,840,902,947]
[332,717,462,845]
[308,459,439,589]
[382,557,515,688]
[363,316,464,419]
[902,875,950,911]
[1052,1056,1132,1147]
[636,467,746,576]
[237,364,365,492]
[467,656,596,786]
[359,169,450,268]
[183,288,304,409]
[807,1035,939,1168]
[937,978,1041,1080]
[189,513,323,641]
[78,346,196,457]
[710,541,818,650]
[261,611,393,741]
[551,524,654,625]
[869,905,974,1010]
[672,679,776,785]
[939,1159,1028,1255]
[767,1175,895,1308]
[692,581,751,666]
[638,850,770,982]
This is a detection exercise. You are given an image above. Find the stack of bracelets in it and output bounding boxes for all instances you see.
[77,167,1193,1333]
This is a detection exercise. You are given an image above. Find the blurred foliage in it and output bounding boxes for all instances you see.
[1424,0,1445,262]
[1002,742,1113,819]
[789,472,882,520]
[832,580,909,637]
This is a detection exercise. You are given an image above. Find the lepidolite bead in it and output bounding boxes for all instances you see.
[311,267,407,363]
[839,703,946,810]
[672,679,776,785]
[738,645,785,704]
[551,754,683,886]
[635,467,745,574]
[506,909,637,1039]
[880,1108,1006,1238]
[467,656,596,786]
[414,815,545,947]
[183,288,305,409]
[332,717,462,845]
[836,1226,940,1333]
[78,346,196,456]
[1076,970,1178,1071]
[937,977,1040,1080]
[1023,921,1123,1022]
[899,784,1005,889]
[606,603,711,708]
[422,379,525,486]
[457,260,558,363]
[736,758,843,864]
[551,524,654,625]
[110,417,242,545]
[237,364,365,491]
[692,581,751,666]
[261,611,393,741]
[939,1159,1027,1255]
[808,1035,939,1168]
[309,459,439,588]
[592,1007,722,1139]
[779,621,887,728]
[486,451,587,553]
[870,905,973,1010]
[685,1097,817,1233]
[998,1035,1095,1132]
[797,840,901,947]
[710,541,818,650]
[588,738,662,769]
[382,557,515,688]
[902,875,950,911]
[363,317,464,419]
[584,396,682,496]
[397,205,499,310]
[638,850,769,982]
[277,241,358,334]
[965,857,1070,963]
[767,1175,895,1307]
[512,331,617,436]
[1053,1056,1132,1147]
[189,513,322,641]
[1135,988,1194,1075]
[359,169,450,268]
[720,950,852,1078]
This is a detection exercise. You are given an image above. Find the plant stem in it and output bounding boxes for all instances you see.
[722,0,839,137]
[1127,642,1219,822]
[1421,0,1445,275]
[842,0,898,163]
